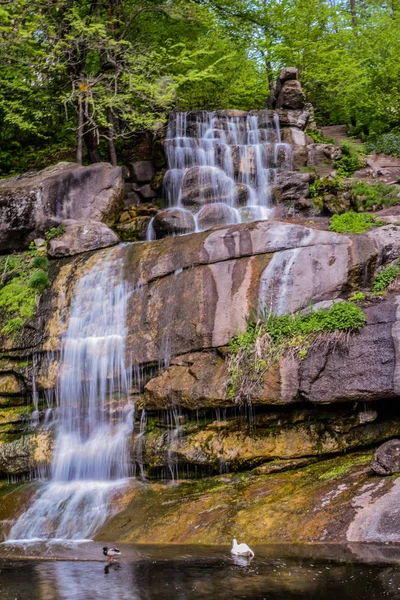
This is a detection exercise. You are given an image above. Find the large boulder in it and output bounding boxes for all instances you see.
[129,160,156,183]
[0,162,123,251]
[371,440,400,475]
[273,171,315,204]
[277,80,306,110]
[47,219,119,257]
[276,109,310,130]
[196,203,239,230]
[152,208,196,238]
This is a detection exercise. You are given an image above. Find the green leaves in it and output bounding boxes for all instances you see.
[228,302,367,404]
[329,212,383,234]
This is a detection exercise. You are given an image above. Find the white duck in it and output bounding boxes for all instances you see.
[231,538,254,558]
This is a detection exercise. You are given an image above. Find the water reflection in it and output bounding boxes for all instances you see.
[1,545,400,599]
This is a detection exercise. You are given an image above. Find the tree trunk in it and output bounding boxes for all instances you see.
[77,98,84,165]
[349,0,358,31]
[108,109,118,167]
[83,125,102,163]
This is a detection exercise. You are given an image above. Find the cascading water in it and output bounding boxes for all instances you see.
[150,110,292,238]
[8,248,133,542]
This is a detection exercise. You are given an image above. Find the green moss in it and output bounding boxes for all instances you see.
[28,270,50,291]
[348,291,366,303]
[329,211,383,234]
[1,318,24,335]
[45,225,64,241]
[372,261,400,292]
[32,256,49,270]
[0,247,50,337]
[228,302,367,404]
[318,453,372,480]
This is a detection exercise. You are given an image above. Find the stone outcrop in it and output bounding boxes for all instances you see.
[268,67,306,110]
[371,439,400,475]
[0,162,124,251]
[152,208,196,238]
[47,219,119,257]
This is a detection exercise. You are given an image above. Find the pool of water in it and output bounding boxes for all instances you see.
[1,543,400,599]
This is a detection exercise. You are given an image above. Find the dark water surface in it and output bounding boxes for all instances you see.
[1,543,400,599]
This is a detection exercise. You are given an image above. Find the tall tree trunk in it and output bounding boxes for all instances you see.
[349,0,358,32]
[83,100,101,163]
[108,109,118,166]
[77,98,84,165]
[83,126,102,163]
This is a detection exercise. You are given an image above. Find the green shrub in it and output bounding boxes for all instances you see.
[309,176,344,198]
[307,130,335,144]
[349,291,366,303]
[45,225,64,241]
[350,180,399,211]
[1,318,24,335]
[0,248,50,336]
[334,141,364,177]
[32,256,49,270]
[29,270,50,291]
[365,133,400,157]
[372,262,400,292]
[329,211,383,234]
[228,302,366,404]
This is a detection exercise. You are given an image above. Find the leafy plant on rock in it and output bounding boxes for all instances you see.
[334,142,364,177]
[45,226,65,241]
[350,181,399,212]
[228,302,366,405]
[329,212,383,234]
[0,247,50,336]
[372,261,400,293]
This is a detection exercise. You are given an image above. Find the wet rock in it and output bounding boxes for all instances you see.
[292,146,309,169]
[47,220,119,258]
[0,374,24,396]
[144,352,228,409]
[273,171,315,204]
[0,162,123,251]
[371,439,400,475]
[152,209,195,238]
[276,109,310,130]
[137,183,158,200]
[114,217,152,242]
[196,203,238,230]
[129,160,156,183]
[235,184,251,207]
[281,127,306,146]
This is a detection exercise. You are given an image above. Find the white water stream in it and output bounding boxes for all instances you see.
[148,110,292,239]
[8,249,133,542]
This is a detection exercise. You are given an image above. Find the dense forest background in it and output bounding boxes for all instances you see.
[1,0,400,175]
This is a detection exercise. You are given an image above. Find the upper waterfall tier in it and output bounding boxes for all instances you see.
[148,110,294,240]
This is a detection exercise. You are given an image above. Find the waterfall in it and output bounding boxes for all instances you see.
[8,248,133,542]
[151,110,293,238]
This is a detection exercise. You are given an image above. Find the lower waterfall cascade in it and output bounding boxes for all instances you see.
[7,248,134,542]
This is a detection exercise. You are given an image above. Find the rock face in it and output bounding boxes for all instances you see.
[0,162,123,251]
[4,218,400,545]
[371,439,400,475]
[47,219,119,257]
